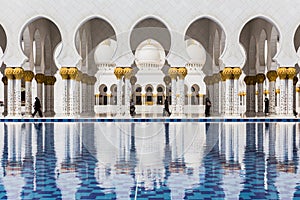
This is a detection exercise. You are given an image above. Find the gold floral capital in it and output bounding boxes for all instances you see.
[222,67,233,80]
[232,68,242,79]
[23,71,34,82]
[123,67,133,79]
[59,67,69,80]
[168,68,178,79]
[44,76,56,85]
[277,67,287,79]
[114,67,124,80]
[287,67,296,79]
[13,67,24,80]
[35,73,45,84]
[4,67,14,79]
[68,67,79,80]
[256,73,266,84]
[267,71,278,82]
[244,76,256,85]
[177,67,188,79]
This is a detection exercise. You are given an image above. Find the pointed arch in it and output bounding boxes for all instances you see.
[34,29,41,67]
[214,30,220,66]
[258,29,267,66]
[249,36,257,74]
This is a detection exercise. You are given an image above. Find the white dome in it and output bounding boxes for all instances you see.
[136,43,160,63]
[94,39,115,65]
[186,40,206,65]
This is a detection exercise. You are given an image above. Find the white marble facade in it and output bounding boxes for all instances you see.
[0,0,300,117]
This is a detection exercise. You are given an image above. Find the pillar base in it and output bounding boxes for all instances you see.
[245,111,256,117]
[256,112,265,117]
[44,111,56,117]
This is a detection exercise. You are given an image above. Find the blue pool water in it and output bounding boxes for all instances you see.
[0,122,299,199]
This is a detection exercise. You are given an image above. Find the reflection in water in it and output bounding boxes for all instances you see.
[0,122,299,199]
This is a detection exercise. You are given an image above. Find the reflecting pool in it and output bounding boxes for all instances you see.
[0,122,299,199]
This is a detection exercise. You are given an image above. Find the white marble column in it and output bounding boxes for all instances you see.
[287,67,296,115]
[177,67,187,116]
[23,71,34,117]
[75,74,81,115]
[81,76,87,115]
[277,68,287,115]
[68,68,79,117]
[232,68,242,116]
[90,77,96,116]
[35,73,45,112]
[168,68,178,115]
[256,74,265,116]
[5,68,15,116]
[2,76,7,116]
[222,68,233,116]
[213,75,219,115]
[244,76,256,117]
[267,71,278,115]
[13,68,24,117]
[124,67,132,117]
[114,67,124,116]
[59,67,69,116]
[220,74,226,115]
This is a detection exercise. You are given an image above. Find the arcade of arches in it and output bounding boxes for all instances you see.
[2,1,300,117]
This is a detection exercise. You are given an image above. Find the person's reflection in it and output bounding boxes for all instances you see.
[35,123,62,199]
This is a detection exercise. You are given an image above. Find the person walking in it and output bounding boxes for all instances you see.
[205,97,211,117]
[32,97,43,117]
[130,99,136,117]
[164,98,171,116]
[264,97,269,116]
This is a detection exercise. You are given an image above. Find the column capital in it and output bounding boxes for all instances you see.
[35,73,45,83]
[232,67,242,79]
[286,67,296,79]
[123,67,133,79]
[177,67,187,79]
[44,76,57,85]
[212,73,220,83]
[256,73,266,84]
[267,70,278,82]
[68,67,79,80]
[222,67,233,80]
[13,67,24,80]
[114,67,124,80]
[59,67,69,80]
[277,67,287,79]
[23,70,34,82]
[168,67,178,79]
[244,76,257,85]
[4,67,14,79]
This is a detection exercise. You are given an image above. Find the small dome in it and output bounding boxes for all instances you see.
[135,39,165,67]
[136,44,160,63]
[94,39,115,65]
[186,39,206,65]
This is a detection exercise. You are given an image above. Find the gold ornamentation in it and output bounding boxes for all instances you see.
[114,67,124,80]
[256,73,265,84]
[68,67,79,80]
[2,76,7,85]
[286,67,296,79]
[244,76,256,85]
[4,68,14,80]
[277,67,287,79]
[76,71,82,82]
[44,76,56,85]
[35,73,45,84]
[219,71,226,81]
[267,71,277,82]
[222,67,233,80]
[177,67,188,79]
[23,71,34,82]
[168,68,178,79]
[13,67,24,80]
[275,89,280,94]
[123,67,132,79]
[232,68,242,79]
[59,67,69,80]
[296,87,300,92]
